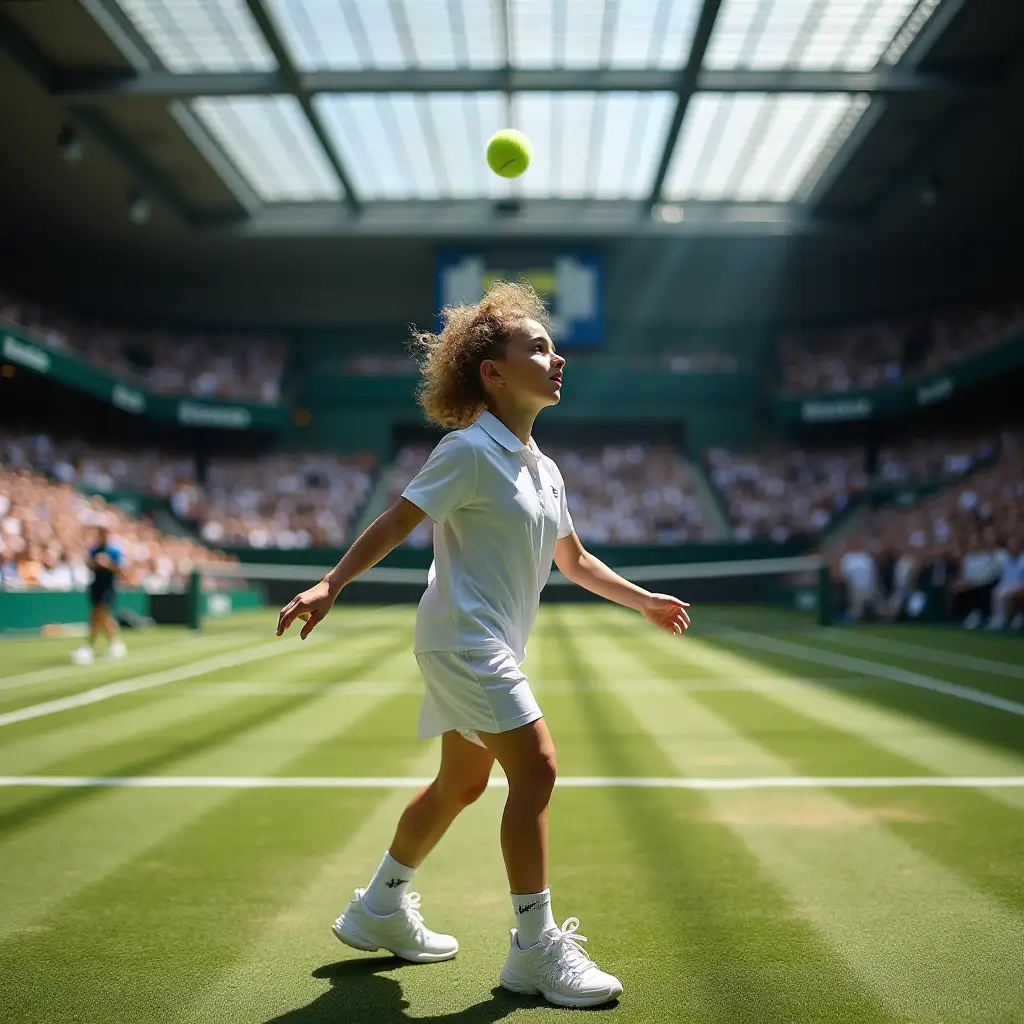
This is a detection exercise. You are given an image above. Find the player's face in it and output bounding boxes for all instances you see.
[486,319,565,407]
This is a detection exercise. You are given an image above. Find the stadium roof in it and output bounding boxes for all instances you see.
[0,0,1015,237]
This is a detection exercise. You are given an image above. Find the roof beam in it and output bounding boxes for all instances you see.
[51,66,999,102]
[647,0,725,210]
[240,0,362,213]
[202,198,827,239]
[0,9,196,225]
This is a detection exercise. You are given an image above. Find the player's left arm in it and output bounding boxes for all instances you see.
[553,532,690,636]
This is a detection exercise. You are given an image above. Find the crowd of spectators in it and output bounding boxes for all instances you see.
[875,426,1001,486]
[0,288,287,403]
[830,426,1024,629]
[705,445,869,543]
[192,452,376,550]
[387,441,709,547]
[1,429,376,553]
[0,466,234,593]
[779,301,1024,396]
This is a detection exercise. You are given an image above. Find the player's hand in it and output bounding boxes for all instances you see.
[94,554,113,570]
[277,579,337,640]
[641,593,690,636]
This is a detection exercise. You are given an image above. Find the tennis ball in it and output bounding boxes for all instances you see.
[486,129,532,178]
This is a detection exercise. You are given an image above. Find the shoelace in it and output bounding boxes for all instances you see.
[537,918,597,983]
[399,892,426,939]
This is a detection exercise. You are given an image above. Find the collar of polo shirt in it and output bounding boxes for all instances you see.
[476,410,540,456]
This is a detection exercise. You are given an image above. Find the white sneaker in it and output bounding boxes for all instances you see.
[108,640,127,659]
[500,917,623,1008]
[332,889,458,963]
[1010,614,1024,633]
[962,610,982,630]
[986,614,1007,631]
[70,645,94,665]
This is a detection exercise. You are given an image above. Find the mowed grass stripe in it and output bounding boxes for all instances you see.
[0,634,259,715]
[712,628,1024,763]
[0,786,389,1024]
[564,607,1024,1021]
[800,628,1024,702]
[549,609,897,1023]
[648,635,1024,914]
[172,743,485,1024]
[0,632,414,837]
[724,629,1024,717]
[0,640,418,946]
[685,638,1024,808]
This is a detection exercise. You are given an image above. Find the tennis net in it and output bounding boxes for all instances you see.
[187,554,830,634]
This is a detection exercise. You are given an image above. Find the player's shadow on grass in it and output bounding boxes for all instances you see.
[264,957,618,1022]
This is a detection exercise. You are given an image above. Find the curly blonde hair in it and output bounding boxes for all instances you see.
[409,280,551,429]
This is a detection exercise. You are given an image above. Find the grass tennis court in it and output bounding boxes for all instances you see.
[2,605,1023,1023]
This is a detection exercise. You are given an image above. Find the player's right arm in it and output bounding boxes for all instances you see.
[276,497,426,639]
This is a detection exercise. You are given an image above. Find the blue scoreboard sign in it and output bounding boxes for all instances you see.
[436,249,604,345]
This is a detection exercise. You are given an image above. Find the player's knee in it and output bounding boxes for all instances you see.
[455,777,490,807]
[511,750,557,803]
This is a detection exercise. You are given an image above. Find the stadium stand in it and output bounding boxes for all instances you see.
[704,444,869,542]
[828,424,1024,627]
[0,466,233,592]
[194,453,376,549]
[0,288,287,403]
[778,301,1024,396]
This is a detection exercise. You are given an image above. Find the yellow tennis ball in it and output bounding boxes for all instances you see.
[486,129,532,178]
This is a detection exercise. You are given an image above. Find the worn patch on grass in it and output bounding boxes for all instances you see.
[692,794,934,828]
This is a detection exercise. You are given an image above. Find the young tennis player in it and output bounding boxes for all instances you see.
[276,282,691,1008]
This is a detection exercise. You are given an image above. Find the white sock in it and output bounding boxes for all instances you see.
[362,851,415,916]
[512,888,556,948]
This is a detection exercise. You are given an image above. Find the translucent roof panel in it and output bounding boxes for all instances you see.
[512,0,703,69]
[315,93,511,199]
[510,92,676,198]
[662,92,870,202]
[112,0,276,72]
[266,0,502,70]
[192,96,343,201]
[704,0,927,71]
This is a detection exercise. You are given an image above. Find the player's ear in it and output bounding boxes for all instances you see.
[480,359,504,386]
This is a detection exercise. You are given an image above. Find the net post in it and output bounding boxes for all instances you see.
[817,561,832,627]
[187,569,202,631]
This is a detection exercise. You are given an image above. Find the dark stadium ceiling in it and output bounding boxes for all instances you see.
[0,0,1017,238]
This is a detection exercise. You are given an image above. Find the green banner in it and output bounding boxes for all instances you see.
[778,331,1024,424]
[2,329,287,431]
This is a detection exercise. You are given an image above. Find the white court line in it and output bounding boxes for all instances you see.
[722,630,1024,718]
[0,637,324,729]
[824,630,1024,680]
[0,775,1022,789]
[0,634,248,692]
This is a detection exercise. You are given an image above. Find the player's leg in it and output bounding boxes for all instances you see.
[72,604,101,663]
[481,718,622,1008]
[387,730,494,871]
[332,731,492,963]
[101,604,127,658]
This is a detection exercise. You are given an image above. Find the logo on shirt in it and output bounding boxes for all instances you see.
[550,485,559,499]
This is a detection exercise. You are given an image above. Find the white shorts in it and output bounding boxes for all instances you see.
[415,647,543,748]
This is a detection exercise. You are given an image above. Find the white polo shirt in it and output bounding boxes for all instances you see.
[402,410,574,663]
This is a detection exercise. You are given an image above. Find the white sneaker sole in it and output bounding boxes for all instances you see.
[500,966,622,1008]
[331,916,458,963]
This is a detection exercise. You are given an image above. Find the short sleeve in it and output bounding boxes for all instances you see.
[402,432,477,524]
[555,469,574,539]
[109,547,123,565]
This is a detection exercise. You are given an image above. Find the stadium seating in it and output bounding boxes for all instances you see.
[0,466,233,592]
[778,301,1024,396]
[195,453,376,549]
[0,288,286,403]
[704,444,869,542]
